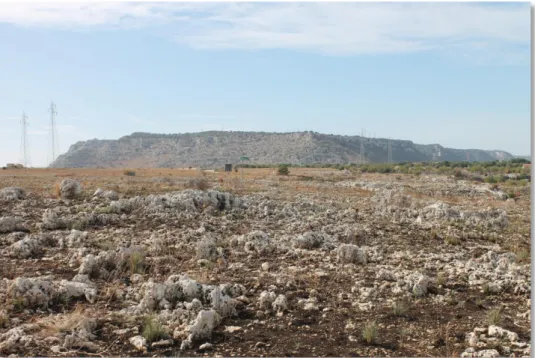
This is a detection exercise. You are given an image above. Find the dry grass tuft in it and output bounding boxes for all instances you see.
[129,251,146,274]
[392,301,408,316]
[444,236,460,246]
[515,248,530,264]
[0,312,9,328]
[486,308,502,326]
[430,229,440,240]
[10,296,25,312]
[54,182,61,199]
[436,271,446,286]
[40,305,89,337]
[185,178,211,191]
[475,298,485,309]
[362,321,378,344]
[142,315,168,343]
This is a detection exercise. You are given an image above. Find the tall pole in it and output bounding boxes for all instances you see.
[360,129,365,164]
[388,137,393,164]
[49,101,59,165]
[20,112,30,167]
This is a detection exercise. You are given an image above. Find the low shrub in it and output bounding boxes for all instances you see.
[444,236,460,246]
[278,165,290,176]
[515,248,530,264]
[186,178,211,191]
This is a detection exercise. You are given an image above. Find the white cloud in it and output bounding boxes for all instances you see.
[0,2,529,62]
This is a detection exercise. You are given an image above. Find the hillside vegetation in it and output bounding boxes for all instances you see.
[50,131,514,168]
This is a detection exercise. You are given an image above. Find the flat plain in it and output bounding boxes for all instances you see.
[0,167,531,357]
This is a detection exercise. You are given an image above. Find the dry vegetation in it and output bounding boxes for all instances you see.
[0,167,531,357]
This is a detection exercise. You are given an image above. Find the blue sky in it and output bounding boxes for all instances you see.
[0,2,531,167]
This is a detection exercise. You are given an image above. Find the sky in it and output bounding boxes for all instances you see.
[0,1,531,167]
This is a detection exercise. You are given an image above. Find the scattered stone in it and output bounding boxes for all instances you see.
[337,244,366,265]
[261,262,271,271]
[199,342,213,351]
[151,339,173,348]
[0,217,28,234]
[187,310,221,341]
[0,187,25,201]
[224,326,242,333]
[466,332,479,347]
[59,230,88,248]
[304,302,319,311]
[50,345,62,354]
[93,189,119,200]
[8,236,41,258]
[314,270,329,278]
[488,325,519,342]
[293,232,325,250]
[59,179,83,200]
[129,335,147,351]
[477,349,500,358]
[255,341,267,349]
[272,295,288,313]
[258,291,276,311]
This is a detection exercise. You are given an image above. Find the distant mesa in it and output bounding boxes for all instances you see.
[49,131,515,168]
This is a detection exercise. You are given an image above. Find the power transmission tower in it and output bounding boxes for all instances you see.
[48,101,59,165]
[387,137,393,164]
[360,129,365,164]
[20,112,30,167]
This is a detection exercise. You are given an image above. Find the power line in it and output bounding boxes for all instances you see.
[20,112,30,167]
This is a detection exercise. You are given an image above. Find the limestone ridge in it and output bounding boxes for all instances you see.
[49,131,514,168]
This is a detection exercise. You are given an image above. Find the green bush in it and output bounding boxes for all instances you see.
[511,158,530,164]
[485,176,497,184]
[277,165,290,176]
[515,248,530,264]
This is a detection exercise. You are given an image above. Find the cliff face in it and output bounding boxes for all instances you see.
[50,131,514,168]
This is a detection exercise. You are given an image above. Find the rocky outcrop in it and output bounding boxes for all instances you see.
[50,131,514,168]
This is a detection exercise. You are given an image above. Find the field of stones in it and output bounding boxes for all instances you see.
[0,167,531,357]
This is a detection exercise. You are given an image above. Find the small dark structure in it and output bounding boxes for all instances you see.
[224,164,233,172]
